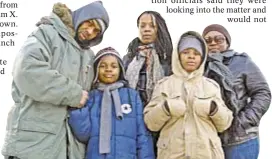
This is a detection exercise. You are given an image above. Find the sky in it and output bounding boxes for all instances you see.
[0,0,271,158]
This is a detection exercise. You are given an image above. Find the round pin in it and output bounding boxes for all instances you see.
[121,104,132,114]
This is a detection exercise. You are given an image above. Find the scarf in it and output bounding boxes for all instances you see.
[204,52,238,115]
[96,81,124,154]
[125,44,164,102]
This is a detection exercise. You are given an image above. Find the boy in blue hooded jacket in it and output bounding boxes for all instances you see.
[69,47,155,159]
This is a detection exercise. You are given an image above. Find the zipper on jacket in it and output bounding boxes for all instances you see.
[79,55,89,90]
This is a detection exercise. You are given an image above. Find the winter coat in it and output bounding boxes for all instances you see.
[69,87,155,159]
[205,50,271,146]
[144,31,233,159]
[1,2,109,159]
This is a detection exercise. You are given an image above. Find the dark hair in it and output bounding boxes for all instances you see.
[127,11,173,65]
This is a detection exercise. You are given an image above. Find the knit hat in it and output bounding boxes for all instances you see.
[93,47,126,83]
[96,19,106,35]
[202,24,231,46]
[178,35,203,56]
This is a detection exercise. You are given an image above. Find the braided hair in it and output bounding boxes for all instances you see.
[127,11,173,66]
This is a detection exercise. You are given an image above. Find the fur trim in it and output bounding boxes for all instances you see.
[52,3,75,37]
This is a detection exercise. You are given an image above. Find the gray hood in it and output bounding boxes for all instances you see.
[72,1,109,48]
[172,31,208,80]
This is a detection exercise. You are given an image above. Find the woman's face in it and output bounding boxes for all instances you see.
[204,31,228,53]
[179,48,202,73]
[138,13,158,44]
[98,55,120,84]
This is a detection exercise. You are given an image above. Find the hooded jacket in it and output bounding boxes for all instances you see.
[1,2,109,159]
[72,1,109,48]
[144,31,233,159]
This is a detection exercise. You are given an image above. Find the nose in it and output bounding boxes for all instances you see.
[210,39,217,45]
[143,25,151,32]
[188,53,195,59]
[86,27,95,35]
[105,67,112,72]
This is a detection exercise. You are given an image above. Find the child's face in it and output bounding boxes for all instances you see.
[98,55,120,84]
[179,48,202,73]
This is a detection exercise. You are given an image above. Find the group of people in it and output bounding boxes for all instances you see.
[2,1,271,159]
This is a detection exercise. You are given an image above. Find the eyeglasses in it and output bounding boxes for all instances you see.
[204,36,226,44]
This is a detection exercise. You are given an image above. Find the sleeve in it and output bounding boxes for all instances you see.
[238,58,271,129]
[143,83,171,132]
[13,29,82,107]
[135,91,155,159]
[68,92,93,143]
[210,86,234,132]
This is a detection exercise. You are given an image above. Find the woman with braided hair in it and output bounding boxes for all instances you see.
[124,10,172,107]
[123,10,173,157]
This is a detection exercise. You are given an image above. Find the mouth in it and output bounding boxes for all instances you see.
[103,74,114,78]
[143,35,152,38]
[79,31,89,40]
[79,33,86,40]
[186,62,196,66]
[209,47,220,52]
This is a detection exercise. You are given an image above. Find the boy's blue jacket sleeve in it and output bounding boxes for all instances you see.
[68,92,93,143]
[135,91,155,159]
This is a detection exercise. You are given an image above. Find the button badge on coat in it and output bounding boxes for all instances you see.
[121,104,132,114]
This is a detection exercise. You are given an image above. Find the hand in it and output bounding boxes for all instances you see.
[209,100,218,116]
[76,90,89,108]
[163,100,170,115]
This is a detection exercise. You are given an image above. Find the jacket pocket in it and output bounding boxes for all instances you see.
[18,119,59,134]
[232,117,248,137]
[157,137,170,159]
[166,93,186,117]
[16,119,59,156]
[194,94,215,118]
[157,137,169,150]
